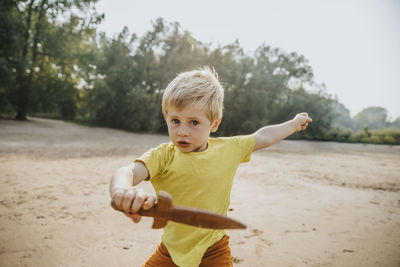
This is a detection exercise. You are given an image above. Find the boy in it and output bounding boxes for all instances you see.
[110,67,312,267]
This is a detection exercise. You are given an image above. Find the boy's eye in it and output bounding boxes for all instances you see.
[191,120,199,126]
[172,119,180,124]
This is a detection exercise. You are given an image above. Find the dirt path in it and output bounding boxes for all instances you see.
[0,117,399,266]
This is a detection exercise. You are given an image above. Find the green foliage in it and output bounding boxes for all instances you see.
[323,127,353,142]
[390,117,400,128]
[319,126,400,145]
[331,101,354,129]
[91,81,155,131]
[353,106,389,130]
[349,128,400,145]
[86,28,157,131]
[0,0,102,120]
[2,11,397,145]
[284,88,334,139]
[0,0,21,114]
[330,105,400,144]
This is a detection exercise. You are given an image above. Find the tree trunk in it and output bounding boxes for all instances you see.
[15,0,47,120]
[15,0,35,120]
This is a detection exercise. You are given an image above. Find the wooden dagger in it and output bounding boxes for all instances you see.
[111,190,246,229]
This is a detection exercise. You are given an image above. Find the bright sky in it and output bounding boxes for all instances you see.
[96,0,400,120]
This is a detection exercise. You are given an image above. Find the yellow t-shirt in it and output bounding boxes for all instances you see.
[136,135,255,267]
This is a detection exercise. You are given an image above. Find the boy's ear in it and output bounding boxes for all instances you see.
[210,118,222,133]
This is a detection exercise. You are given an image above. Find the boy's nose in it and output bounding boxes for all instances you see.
[177,125,189,137]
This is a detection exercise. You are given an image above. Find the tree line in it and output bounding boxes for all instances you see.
[1,1,399,145]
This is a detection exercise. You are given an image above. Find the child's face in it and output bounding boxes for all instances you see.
[166,105,221,152]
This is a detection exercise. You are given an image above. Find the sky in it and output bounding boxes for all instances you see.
[96,0,400,120]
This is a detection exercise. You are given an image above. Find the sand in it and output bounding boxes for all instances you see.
[0,117,399,267]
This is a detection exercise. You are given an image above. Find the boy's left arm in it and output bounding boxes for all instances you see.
[252,112,312,151]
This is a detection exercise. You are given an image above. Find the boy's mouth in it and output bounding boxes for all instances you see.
[177,141,190,147]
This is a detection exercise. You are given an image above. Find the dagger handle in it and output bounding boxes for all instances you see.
[110,199,159,217]
[138,205,159,217]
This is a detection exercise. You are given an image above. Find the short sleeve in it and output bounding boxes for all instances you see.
[234,135,255,163]
[135,143,172,181]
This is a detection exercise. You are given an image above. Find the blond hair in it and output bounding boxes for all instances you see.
[162,67,224,123]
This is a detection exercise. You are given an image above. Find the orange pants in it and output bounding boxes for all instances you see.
[142,235,233,267]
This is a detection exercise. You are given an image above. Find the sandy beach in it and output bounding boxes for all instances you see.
[0,117,399,267]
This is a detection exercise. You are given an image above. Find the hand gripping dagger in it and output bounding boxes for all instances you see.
[111,190,246,229]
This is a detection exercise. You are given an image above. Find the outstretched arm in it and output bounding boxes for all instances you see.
[252,112,312,151]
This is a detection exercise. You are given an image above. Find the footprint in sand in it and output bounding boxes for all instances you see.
[244,228,273,246]
[258,237,272,246]
[82,189,93,196]
[43,235,53,240]
[244,228,263,238]
[109,238,135,250]
[232,256,243,264]
[0,200,11,209]
[242,228,273,260]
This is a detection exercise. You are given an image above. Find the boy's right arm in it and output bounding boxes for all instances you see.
[109,161,156,223]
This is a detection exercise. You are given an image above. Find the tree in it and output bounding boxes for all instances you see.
[392,117,400,128]
[0,0,24,114]
[0,0,102,120]
[87,28,157,131]
[331,101,354,129]
[353,106,389,130]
